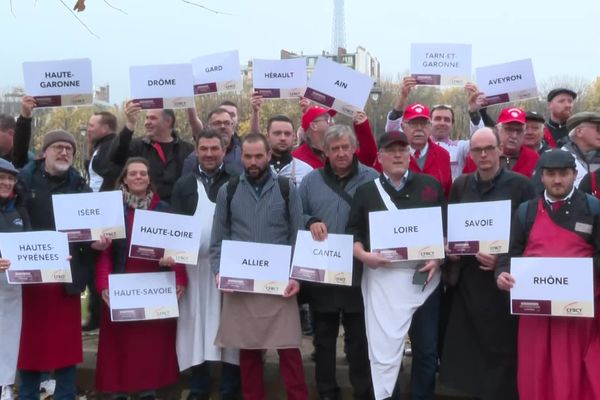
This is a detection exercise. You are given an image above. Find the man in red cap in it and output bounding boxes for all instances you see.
[292,106,377,169]
[463,107,540,178]
[376,103,452,197]
[543,88,577,148]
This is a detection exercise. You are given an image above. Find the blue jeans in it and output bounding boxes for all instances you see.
[19,367,76,400]
[408,283,441,400]
[190,361,240,397]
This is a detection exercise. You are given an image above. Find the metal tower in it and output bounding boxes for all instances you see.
[331,0,346,53]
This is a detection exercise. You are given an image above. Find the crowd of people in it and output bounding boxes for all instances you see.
[0,80,599,400]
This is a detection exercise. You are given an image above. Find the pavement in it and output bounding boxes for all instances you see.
[77,330,471,400]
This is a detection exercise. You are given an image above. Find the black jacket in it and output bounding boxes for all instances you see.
[170,165,232,215]
[110,126,194,202]
[18,160,96,294]
[85,133,121,191]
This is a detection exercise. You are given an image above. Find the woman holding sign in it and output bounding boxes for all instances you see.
[95,158,187,398]
[0,159,30,400]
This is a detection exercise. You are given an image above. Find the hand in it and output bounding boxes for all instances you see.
[124,100,142,131]
[465,82,486,112]
[90,234,112,251]
[309,222,328,241]
[101,289,110,306]
[393,76,417,111]
[360,251,392,269]
[353,110,368,125]
[176,285,185,299]
[299,96,311,114]
[497,272,515,291]
[21,96,37,118]
[283,279,300,298]
[475,252,498,271]
[215,273,234,292]
[419,259,441,283]
[251,92,263,112]
[158,256,176,268]
[0,258,11,271]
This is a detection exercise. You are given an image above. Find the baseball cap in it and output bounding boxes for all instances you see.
[301,106,337,130]
[498,107,526,124]
[403,103,430,121]
[378,131,409,149]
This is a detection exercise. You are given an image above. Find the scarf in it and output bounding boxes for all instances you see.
[121,185,154,210]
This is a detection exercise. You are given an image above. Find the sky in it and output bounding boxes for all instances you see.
[1,0,599,104]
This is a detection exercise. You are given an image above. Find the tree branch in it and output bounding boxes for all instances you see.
[180,0,232,15]
[59,0,100,38]
[103,0,128,15]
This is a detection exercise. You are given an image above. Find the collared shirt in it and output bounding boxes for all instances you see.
[410,141,429,159]
[197,163,224,188]
[544,186,575,207]
[246,169,271,197]
[270,151,293,173]
[383,170,409,191]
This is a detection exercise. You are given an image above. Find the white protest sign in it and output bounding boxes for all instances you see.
[410,43,471,86]
[447,200,511,255]
[129,63,195,109]
[290,231,353,286]
[0,231,71,284]
[218,240,291,295]
[129,209,201,264]
[23,58,93,107]
[109,271,178,321]
[192,50,242,95]
[510,257,594,318]
[304,56,374,117]
[252,58,307,99]
[52,190,125,242]
[369,207,445,261]
[475,59,537,105]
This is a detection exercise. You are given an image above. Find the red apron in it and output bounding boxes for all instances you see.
[18,284,82,370]
[519,199,600,400]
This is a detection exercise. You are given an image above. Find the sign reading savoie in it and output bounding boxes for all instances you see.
[290,231,353,286]
[129,209,201,264]
[109,271,178,322]
[218,240,291,295]
[447,200,511,255]
[368,207,445,261]
[0,231,71,284]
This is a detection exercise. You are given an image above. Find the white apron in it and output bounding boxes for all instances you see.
[176,178,239,371]
[363,178,441,400]
[0,272,21,385]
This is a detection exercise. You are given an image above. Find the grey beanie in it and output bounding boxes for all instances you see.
[42,130,77,155]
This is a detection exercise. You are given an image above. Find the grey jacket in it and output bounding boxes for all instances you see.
[210,170,303,274]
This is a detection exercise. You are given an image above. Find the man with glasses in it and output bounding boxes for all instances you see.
[560,111,600,188]
[463,107,539,178]
[439,128,534,400]
[17,130,103,400]
[292,106,378,169]
[111,101,194,202]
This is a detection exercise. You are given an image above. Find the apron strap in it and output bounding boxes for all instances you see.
[374,177,397,211]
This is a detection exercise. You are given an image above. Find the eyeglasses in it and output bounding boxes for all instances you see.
[209,121,233,128]
[469,145,497,155]
[49,144,74,154]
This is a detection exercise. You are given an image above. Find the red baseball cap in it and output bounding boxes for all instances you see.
[403,103,430,121]
[301,106,337,130]
[498,107,526,124]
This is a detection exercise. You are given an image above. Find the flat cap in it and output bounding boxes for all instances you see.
[566,111,600,132]
[525,111,545,123]
[547,88,577,102]
[537,149,576,170]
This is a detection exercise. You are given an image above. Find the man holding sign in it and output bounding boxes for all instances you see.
[299,125,378,399]
[439,128,534,400]
[346,131,445,400]
[496,150,600,400]
[210,133,308,400]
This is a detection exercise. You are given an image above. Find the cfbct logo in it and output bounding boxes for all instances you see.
[419,246,435,258]
[52,270,67,281]
[264,282,280,293]
[563,302,583,315]
[334,273,347,284]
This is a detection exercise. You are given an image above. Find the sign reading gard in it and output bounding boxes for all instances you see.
[218,240,292,296]
[129,63,195,109]
[510,257,594,318]
[192,50,242,95]
[23,58,93,108]
[0,231,71,284]
[369,207,445,262]
[304,56,374,117]
[109,271,178,322]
